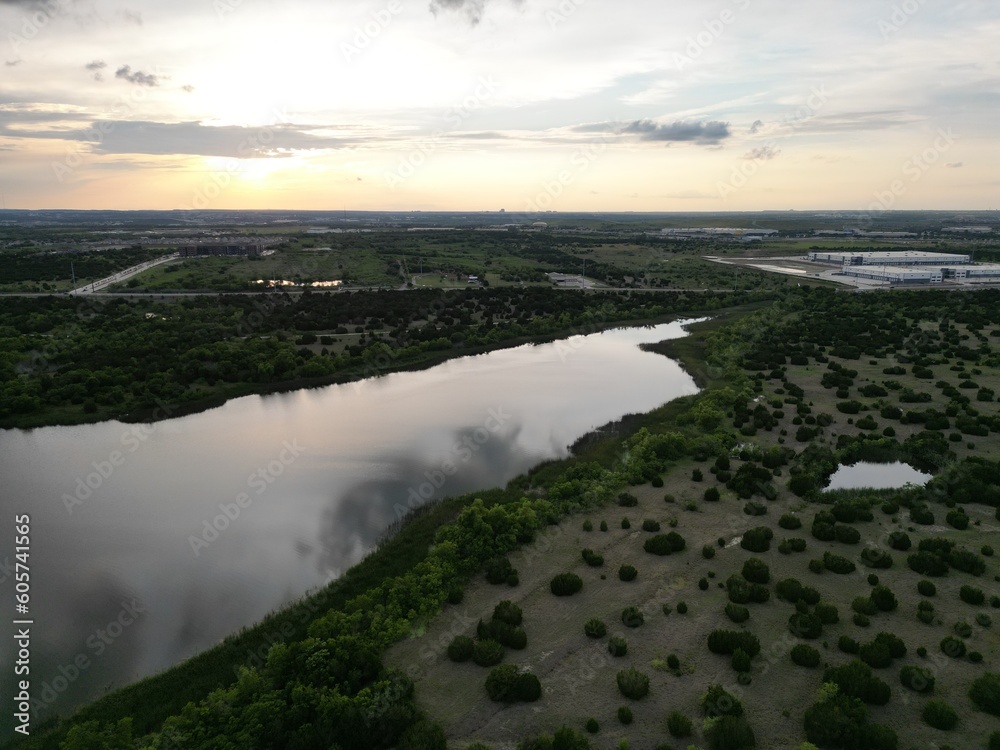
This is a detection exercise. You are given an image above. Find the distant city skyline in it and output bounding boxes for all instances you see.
[1,0,997,211]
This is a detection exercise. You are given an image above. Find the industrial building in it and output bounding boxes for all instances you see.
[840,265,943,285]
[942,265,1000,281]
[179,243,262,258]
[808,251,970,266]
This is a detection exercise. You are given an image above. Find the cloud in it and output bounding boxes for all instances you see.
[181,84,195,93]
[5,59,22,66]
[945,162,964,168]
[85,59,106,81]
[749,119,763,134]
[744,144,780,161]
[114,65,159,87]
[428,0,521,25]
[622,119,731,144]
[119,8,141,25]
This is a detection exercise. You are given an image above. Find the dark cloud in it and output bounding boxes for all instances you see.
[749,119,763,134]
[114,65,159,87]
[744,144,779,161]
[85,59,106,81]
[572,119,732,144]
[0,119,354,157]
[5,59,22,66]
[429,0,521,25]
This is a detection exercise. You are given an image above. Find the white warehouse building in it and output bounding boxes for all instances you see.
[943,265,1000,281]
[808,251,970,266]
[840,266,943,285]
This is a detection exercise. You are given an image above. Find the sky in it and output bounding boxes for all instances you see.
[0,0,998,211]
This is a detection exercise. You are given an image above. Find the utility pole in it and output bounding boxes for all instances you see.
[71,262,77,288]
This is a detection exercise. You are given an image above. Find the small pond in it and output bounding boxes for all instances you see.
[825,461,933,491]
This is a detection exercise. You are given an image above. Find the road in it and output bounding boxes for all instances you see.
[68,253,180,295]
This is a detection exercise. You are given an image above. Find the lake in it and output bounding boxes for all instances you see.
[824,461,933,491]
[0,319,703,729]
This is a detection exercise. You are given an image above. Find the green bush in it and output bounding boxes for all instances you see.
[581,548,604,567]
[622,606,644,628]
[838,635,860,654]
[485,664,541,703]
[618,564,638,582]
[582,519,593,532]
[900,665,935,693]
[779,514,802,530]
[789,612,823,639]
[704,487,721,502]
[485,556,515,584]
[621,517,631,530]
[473,639,505,667]
[741,557,770,584]
[918,579,936,596]
[776,578,804,602]
[823,660,891,705]
[731,648,752,673]
[961,585,986,605]
[666,711,693,738]
[823,552,856,574]
[699,577,709,590]
[870,585,898,612]
[584,618,607,638]
[969,672,1000,716]
[940,636,966,659]
[667,653,680,670]
[859,641,892,669]
[493,600,523,626]
[600,520,608,532]
[954,621,973,638]
[550,573,583,596]
[617,706,633,725]
[740,526,773,553]
[702,684,744,717]
[815,603,839,625]
[853,596,878,616]
[641,519,661,532]
[448,635,474,662]
[922,699,958,731]
[854,613,871,627]
[888,531,911,551]
[585,718,599,734]
[676,601,688,614]
[618,492,638,507]
[608,636,627,657]
[791,644,821,668]
[702,544,716,559]
[616,668,650,699]
[707,630,761,657]
[977,613,993,628]
[725,603,750,624]
[643,532,686,555]
[447,588,464,604]
[708,716,756,750]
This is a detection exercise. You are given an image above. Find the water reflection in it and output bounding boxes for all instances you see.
[0,320,701,730]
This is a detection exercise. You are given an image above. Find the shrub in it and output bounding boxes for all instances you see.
[677,601,688,614]
[704,487,721,502]
[618,492,638,507]
[900,665,935,693]
[550,573,583,596]
[853,596,878,616]
[485,556,514,584]
[617,706,633,725]
[854,613,871,627]
[742,557,770,584]
[662,603,673,616]
[859,641,892,669]
[692,468,703,482]
[666,711,693,738]
[731,648,752,672]
[801,586,821,605]
[961,585,986,605]
[741,526,773,553]
[779,514,802,530]
[584,718,599,734]
[888,531,912,551]
[608,636,627,657]
[839,635,860,654]
[940,636,966,659]
[644,532,686,555]
[702,684,744,717]
[473,639,505,667]
[641,519,661,532]
[789,612,823,639]
[582,519,593,532]
[815,603,840,625]
[699,577,709,590]
[584,618,607,638]
[835,525,861,544]
[448,635,475,662]
[946,510,970,530]
[874,632,906,659]
[618,564,638,582]
[823,552,857,574]
[776,578,804,602]
[616,668,650,699]
[708,630,761,657]
[923,699,958,731]
[485,664,541,703]
[447,588,464,604]
[870,585,898,612]
[783,537,808,554]
[506,572,519,587]
[791,644,821,668]
[725,603,750,623]
[621,517,631,530]
[977,613,993,628]
[708,716,756,750]
[493,600,523,626]
[918,580,936,596]
[600,520,608,532]
[983,544,995,557]
[744,501,767,516]
[955,621,973,638]
[581,548,604,567]
[823,660,891,705]
[667,653,680,670]
[969,672,1000,716]
[651,475,664,488]
[622,606,644,628]
[702,544,716,559]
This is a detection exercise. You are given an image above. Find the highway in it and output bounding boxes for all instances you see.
[68,253,180,295]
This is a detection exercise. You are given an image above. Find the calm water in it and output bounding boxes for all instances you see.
[0,320,701,729]
[825,461,933,491]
